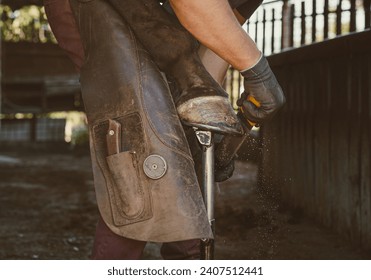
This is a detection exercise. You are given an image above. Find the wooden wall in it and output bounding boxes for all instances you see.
[262,30,371,249]
[1,42,81,113]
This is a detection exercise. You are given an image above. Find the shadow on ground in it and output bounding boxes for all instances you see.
[0,146,369,260]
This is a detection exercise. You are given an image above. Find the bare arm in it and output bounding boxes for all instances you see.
[169,0,260,71]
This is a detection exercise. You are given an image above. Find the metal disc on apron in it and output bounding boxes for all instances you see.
[143,154,167,179]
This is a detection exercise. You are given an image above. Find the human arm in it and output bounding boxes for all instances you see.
[169,0,285,124]
[169,0,260,71]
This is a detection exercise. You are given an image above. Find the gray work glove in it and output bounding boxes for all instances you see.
[237,55,286,126]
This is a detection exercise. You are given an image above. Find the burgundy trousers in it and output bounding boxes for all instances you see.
[91,216,201,260]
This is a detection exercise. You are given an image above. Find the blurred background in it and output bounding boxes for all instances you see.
[0,0,370,259]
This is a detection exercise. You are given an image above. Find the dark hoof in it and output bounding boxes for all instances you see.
[177,95,243,135]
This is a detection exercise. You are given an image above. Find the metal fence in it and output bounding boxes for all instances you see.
[1,1,370,48]
[0,118,66,142]
[227,0,371,105]
[1,1,370,105]
[246,0,371,55]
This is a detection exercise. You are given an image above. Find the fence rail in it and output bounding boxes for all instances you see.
[0,117,66,142]
[1,1,370,109]
[227,0,371,107]
[2,1,370,53]
[246,0,371,56]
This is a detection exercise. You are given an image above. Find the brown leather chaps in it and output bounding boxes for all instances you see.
[69,0,213,242]
[104,0,242,135]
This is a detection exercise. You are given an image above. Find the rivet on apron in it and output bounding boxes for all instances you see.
[143,154,167,180]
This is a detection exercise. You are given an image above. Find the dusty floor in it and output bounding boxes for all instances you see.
[0,145,370,260]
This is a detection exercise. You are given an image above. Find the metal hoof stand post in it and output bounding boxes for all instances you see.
[195,130,215,260]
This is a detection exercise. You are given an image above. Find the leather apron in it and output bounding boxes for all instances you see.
[69,0,213,242]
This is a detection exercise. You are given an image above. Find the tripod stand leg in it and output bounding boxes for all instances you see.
[195,130,215,260]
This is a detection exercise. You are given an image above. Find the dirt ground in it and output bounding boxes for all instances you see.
[0,145,370,260]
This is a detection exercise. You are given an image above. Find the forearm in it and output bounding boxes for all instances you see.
[198,8,247,84]
[169,0,260,71]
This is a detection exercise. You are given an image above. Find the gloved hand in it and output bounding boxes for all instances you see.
[237,55,285,126]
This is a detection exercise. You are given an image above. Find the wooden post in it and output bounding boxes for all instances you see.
[255,12,259,44]
[289,4,295,47]
[312,0,317,42]
[324,0,329,39]
[301,1,306,45]
[262,9,267,53]
[281,0,292,50]
[336,0,343,36]
[350,0,356,32]
[364,0,370,28]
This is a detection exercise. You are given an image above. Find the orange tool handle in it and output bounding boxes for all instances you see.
[240,95,261,127]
